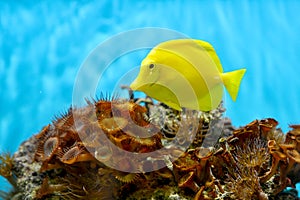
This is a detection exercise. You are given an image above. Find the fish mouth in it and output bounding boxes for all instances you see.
[130,80,141,91]
[130,75,159,90]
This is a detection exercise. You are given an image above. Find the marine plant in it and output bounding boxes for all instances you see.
[0,152,17,199]
[0,152,15,187]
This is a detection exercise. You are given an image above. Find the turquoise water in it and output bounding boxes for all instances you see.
[1,0,300,193]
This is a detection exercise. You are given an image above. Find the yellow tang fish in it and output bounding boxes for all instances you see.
[130,39,246,111]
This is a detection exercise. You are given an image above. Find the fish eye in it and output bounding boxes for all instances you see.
[149,64,155,69]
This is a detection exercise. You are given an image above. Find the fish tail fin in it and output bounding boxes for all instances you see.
[221,68,246,101]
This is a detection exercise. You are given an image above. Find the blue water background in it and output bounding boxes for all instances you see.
[1,0,300,193]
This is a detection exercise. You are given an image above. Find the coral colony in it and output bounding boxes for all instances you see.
[1,91,300,200]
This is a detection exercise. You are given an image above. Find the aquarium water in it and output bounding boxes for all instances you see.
[1,0,300,194]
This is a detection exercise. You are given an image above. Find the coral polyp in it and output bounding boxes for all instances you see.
[1,96,300,199]
[57,143,84,164]
[99,117,128,133]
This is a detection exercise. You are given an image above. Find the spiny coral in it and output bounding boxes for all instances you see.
[29,99,166,199]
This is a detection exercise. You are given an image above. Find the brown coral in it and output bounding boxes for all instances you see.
[29,102,300,199]
[197,118,298,199]
[3,91,300,200]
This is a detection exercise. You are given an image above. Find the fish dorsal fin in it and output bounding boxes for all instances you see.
[193,40,223,73]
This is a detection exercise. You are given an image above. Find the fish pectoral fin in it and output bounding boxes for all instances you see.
[221,68,246,101]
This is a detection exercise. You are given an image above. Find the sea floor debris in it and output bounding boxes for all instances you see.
[1,96,300,200]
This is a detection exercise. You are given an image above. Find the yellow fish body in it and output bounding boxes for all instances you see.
[130,39,246,111]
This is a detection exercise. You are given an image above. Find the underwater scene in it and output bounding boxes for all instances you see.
[1,1,300,199]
